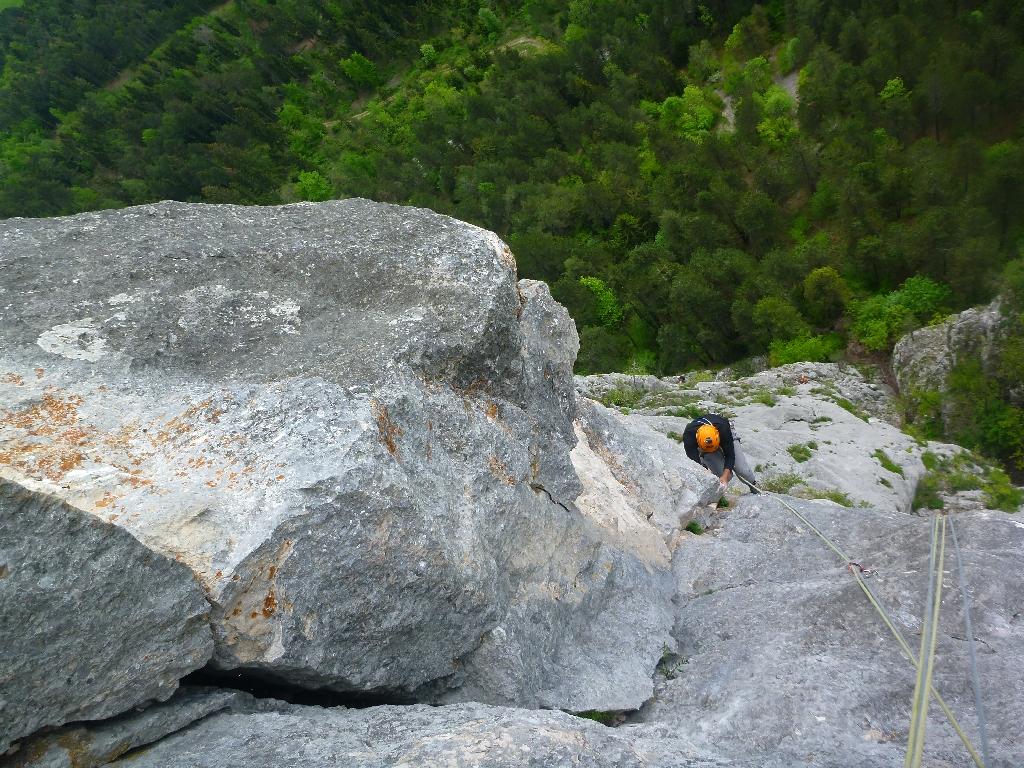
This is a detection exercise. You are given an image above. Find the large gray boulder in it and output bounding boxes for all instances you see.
[630,495,1024,767]
[0,200,667,714]
[0,478,213,753]
[105,700,664,768]
[1,688,246,768]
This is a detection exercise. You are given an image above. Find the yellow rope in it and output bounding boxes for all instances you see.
[911,516,947,768]
[906,515,938,768]
[765,493,983,768]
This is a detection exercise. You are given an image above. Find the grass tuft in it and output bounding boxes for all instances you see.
[763,471,804,494]
[872,449,905,477]
[788,443,813,462]
[600,388,643,410]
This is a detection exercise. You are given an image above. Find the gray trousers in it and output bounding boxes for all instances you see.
[700,443,756,485]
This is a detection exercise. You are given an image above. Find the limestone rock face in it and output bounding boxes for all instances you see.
[0,479,213,753]
[632,495,1024,768]
[579,364,930,512]
[572,397,720,549]
[2,688,245,768]
[105,701,662,768]
[0,200,664,712]
[891,299,1008,396]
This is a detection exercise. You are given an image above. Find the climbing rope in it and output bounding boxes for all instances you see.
[950,517,992,768]
[755,488,985,768]
[906,514,946,768]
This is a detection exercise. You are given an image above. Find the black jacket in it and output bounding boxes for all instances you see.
[682,413,735,471]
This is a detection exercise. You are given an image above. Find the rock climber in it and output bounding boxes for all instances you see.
[681,414,759,493]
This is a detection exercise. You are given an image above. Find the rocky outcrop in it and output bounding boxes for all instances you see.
[0,200,671,738]
[4,203,1021,767]
[891,299,1008,396]
[0,478,213,753]
[579,363,928,512]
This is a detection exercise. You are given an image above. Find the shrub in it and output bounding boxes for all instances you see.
[769,333,843,365]
[807,487,853,506]
[419,43,438,66]
[872,449,905,476]
[763,471,803,493]
[804,267,852,323]
[340,53,382,89]
[851,276,952,350]
[296,171,332,202]
[788,443,813,462]
[600,388,643,409]
[913,472,945,510]
[579,277,624,329]
[685,520,704,534]
[477,7,503,34]
[983,469,1023,512]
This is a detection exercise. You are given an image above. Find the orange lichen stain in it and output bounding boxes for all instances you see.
[426,441,432,461]
[276,474,285,481]
[205,480,218,488]
[371,400,402,459]
[2,390,83,433]
[215,571,223,579]
[262,590,277,618]
[485,402,498,420]
[268,566,278,579]
[0,373,25,386]
[34,369,44,380]
[59,427,90,446]
[231,608,241,616]
[488,455,515,485]
[250,611,259,619]
[95,492,121,509]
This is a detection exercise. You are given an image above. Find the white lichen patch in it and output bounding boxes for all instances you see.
[36,318,107,361]
[108,292,142,305]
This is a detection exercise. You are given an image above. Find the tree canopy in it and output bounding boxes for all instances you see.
[2,0,1023,469]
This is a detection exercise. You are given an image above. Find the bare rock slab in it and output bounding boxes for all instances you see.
[0,478,213,753]
[106,701,661,768]
[0,200,668,711]
[634,495,1024,767]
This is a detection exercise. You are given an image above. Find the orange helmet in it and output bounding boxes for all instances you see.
[696,423,720,453]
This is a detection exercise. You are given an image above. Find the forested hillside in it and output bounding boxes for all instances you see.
[1,0,1023,471]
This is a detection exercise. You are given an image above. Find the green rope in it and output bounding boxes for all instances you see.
[908,515,946,768]
[906,516,938,768]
